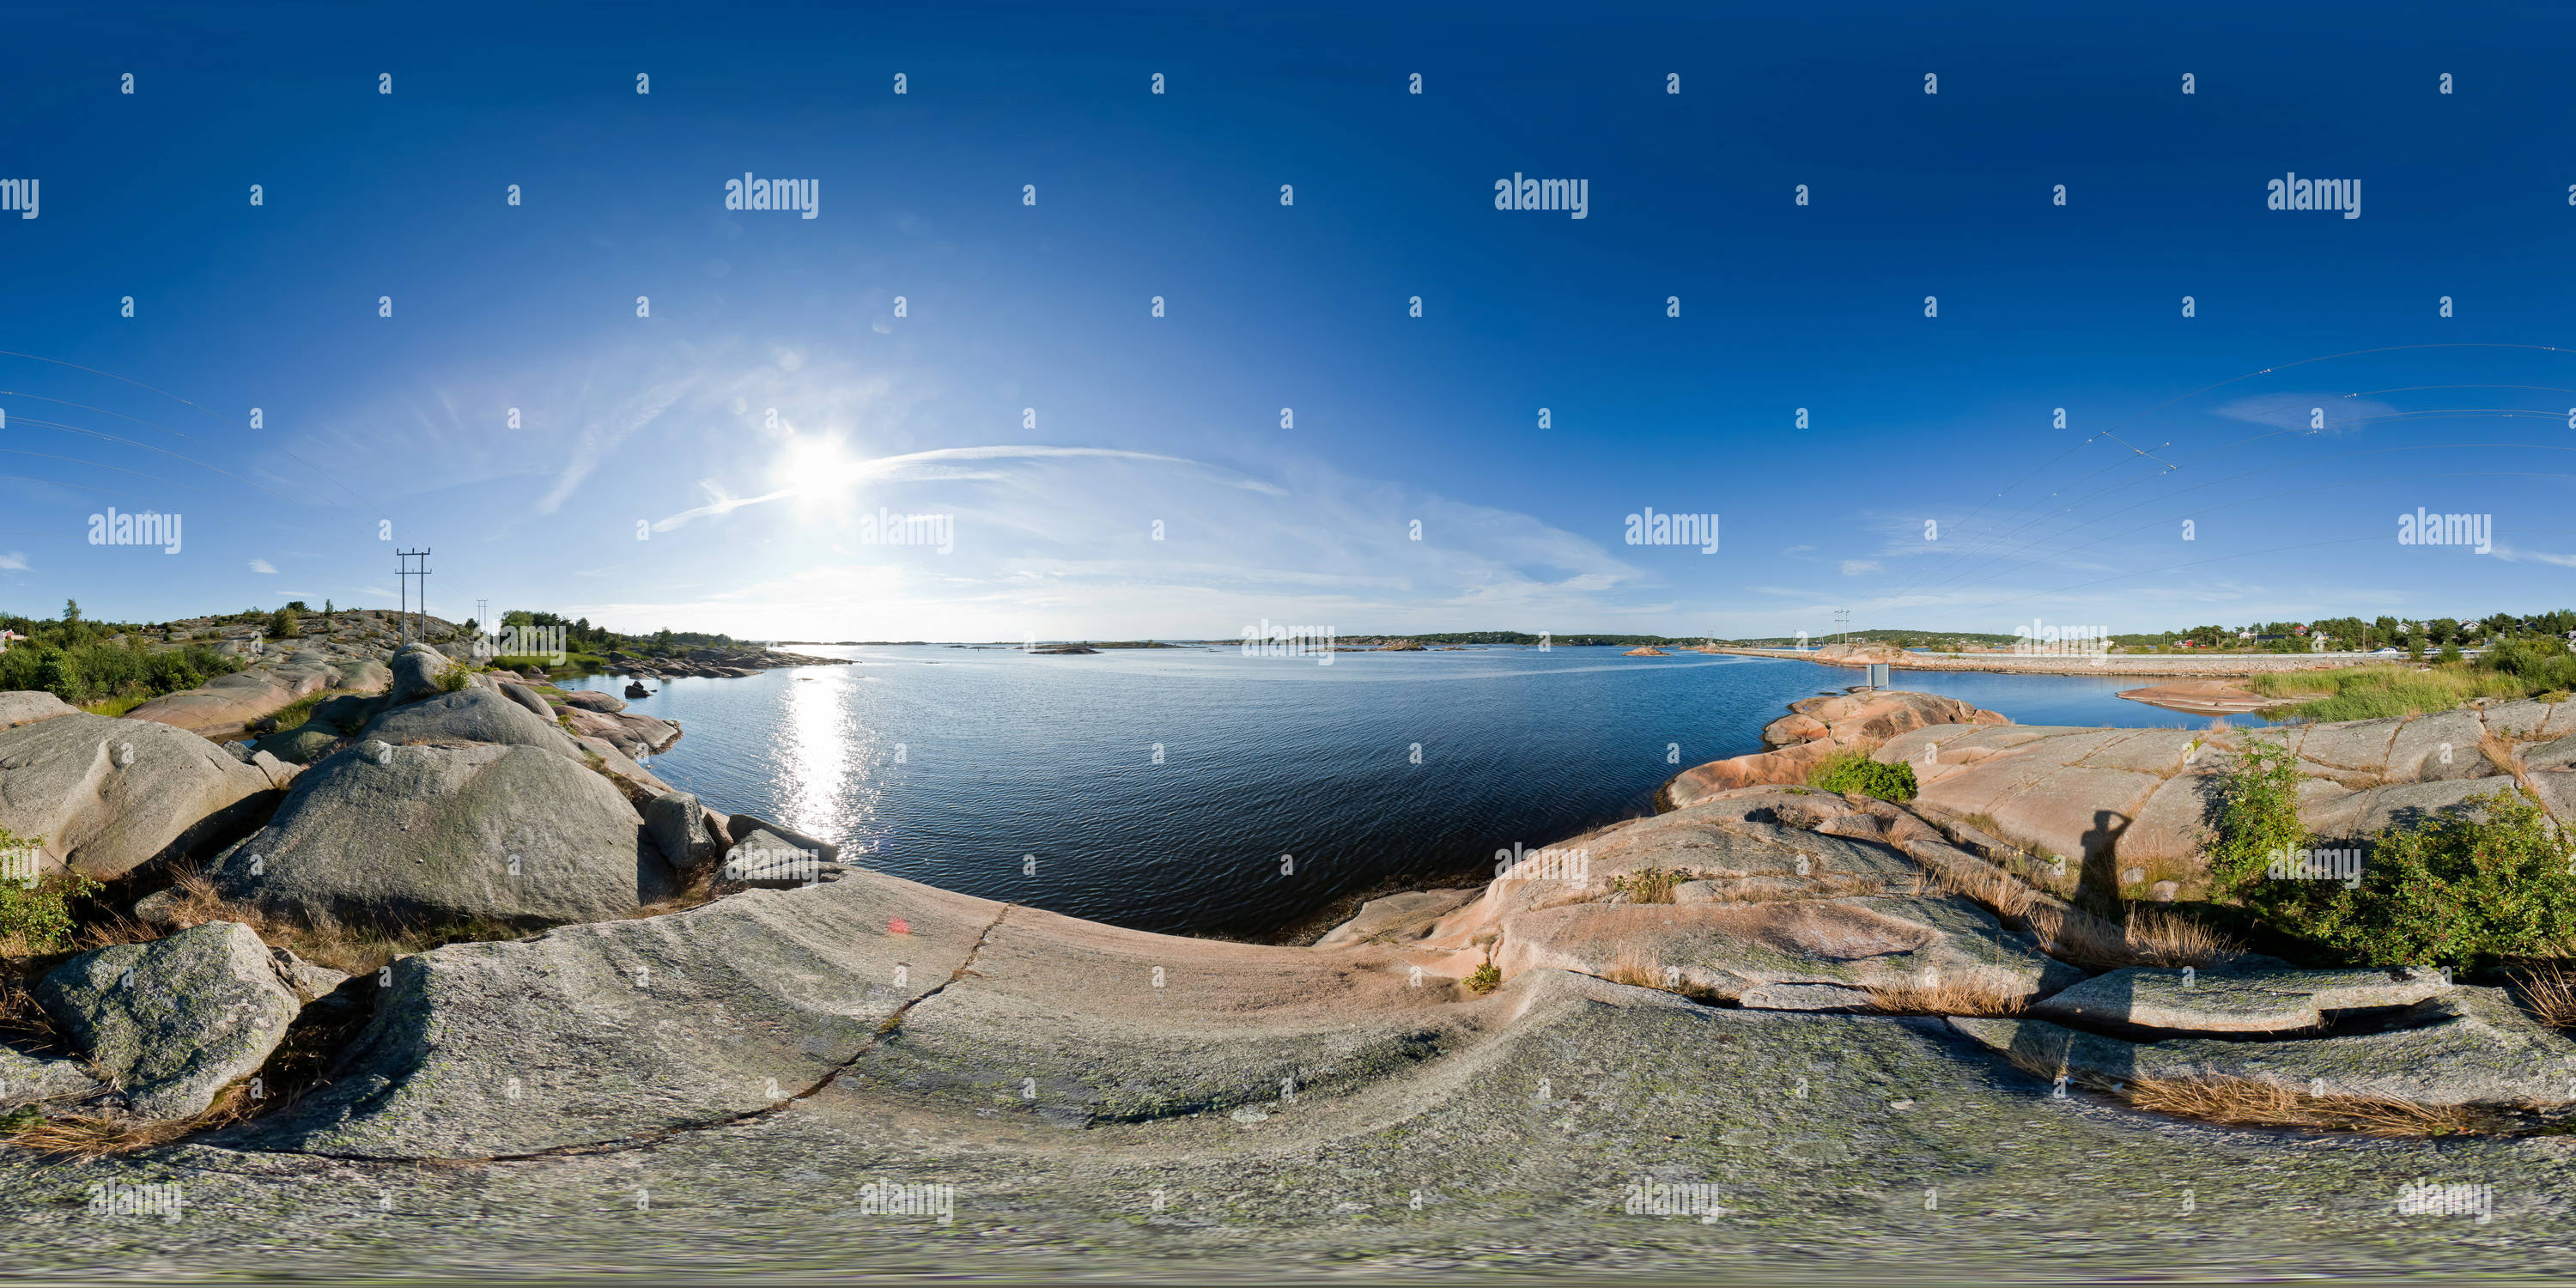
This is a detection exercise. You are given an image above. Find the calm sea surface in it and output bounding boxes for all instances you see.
[566,648,2266,936]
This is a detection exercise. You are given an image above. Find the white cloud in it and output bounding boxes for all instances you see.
[0,552,25,571]
[1840,560,1884,576]
[248,559,278,574]
[2211,393,2399,434]
[2492,543,2576,568]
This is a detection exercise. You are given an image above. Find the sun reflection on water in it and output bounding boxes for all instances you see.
[773,669,872,846]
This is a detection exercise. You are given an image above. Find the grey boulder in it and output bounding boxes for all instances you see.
[361,687,580,760]
[0,713,276,879]
[35,921,301,1119]
[207,741,673,929]
[0,691,76,730]
[643,790,724,877]
[386,644,453,707]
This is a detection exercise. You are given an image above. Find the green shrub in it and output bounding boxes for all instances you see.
[1808,750,1917,802]
[435,664,471,694]
[1464,963,1502,994]
[0,826,94,956]
[2209,739,2308,895]
[2245,789,2576,970]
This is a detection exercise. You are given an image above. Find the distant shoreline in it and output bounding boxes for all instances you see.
[1710,646,2389,678]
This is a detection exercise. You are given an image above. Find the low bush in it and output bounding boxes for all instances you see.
[1808,750,1917,802]
[2245,789,2576,971]
[0,872,99,957]
[2208,740,2308,895]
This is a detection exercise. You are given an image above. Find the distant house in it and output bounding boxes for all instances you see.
[0,629,23,653]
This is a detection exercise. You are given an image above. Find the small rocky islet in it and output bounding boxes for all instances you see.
[0,656,2570,1274]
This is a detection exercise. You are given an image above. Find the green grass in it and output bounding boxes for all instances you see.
[2246,664,2530,721]
[76,692,153,718]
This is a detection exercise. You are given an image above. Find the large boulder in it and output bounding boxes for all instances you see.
[563,707,681,759]
[359,687,583,759]
[562,690,627,714]
[499,683,554,721]
[0,691,76,730]
[125,648,381,734]
[643,790,723,878]
[0,713,276,879]
[386,644,453,707]
[204,740,673,928]
[35,921,300,1119]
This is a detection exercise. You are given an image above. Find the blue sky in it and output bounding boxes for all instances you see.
[4,0,2573,641]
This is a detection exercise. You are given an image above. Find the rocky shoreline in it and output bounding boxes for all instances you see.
[4,672,2575,1275]
[1716,642,2387,677]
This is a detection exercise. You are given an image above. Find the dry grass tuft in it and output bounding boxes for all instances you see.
[137,868,525,976]
[2121,904,2245,969]
[3,1084,254,1159]
[1920,860,2040,920]
[2512,962,2576,1029]
[1599,946,1720,1001]
[1864,976,2029,1017]
[2121,1075,2491,1137]
[0,972,71,1053]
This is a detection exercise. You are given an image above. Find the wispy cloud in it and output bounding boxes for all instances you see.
[2492,542,2576,568]
[651,445,1236,532]
[542,378,693,514]
[2212,393,2400,434]
[0,552,26,571]
[248,559,277,574]
[1840,559,1883,576]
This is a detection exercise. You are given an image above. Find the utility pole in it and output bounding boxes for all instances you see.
[395,549,432,646]
[1834,607,1850,647]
